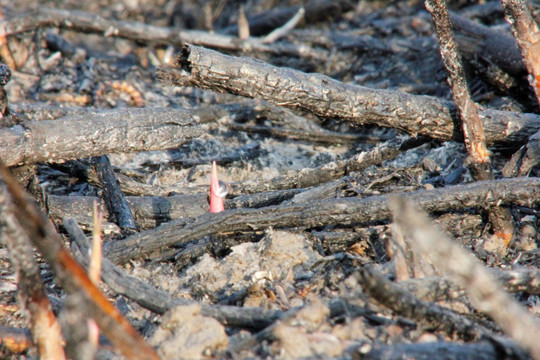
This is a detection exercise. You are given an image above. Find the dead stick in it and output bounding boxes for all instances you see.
[390,197,540,360]
[228,135,425,194]
[425,0,514,244]
[103,177,540,264]
[0,107,203,167]
[354,263,490,339]
[91,155,137,234]
[2,7,326,60]
[65,216,284,329]
[157,44,540,147]
[0,158,160,360]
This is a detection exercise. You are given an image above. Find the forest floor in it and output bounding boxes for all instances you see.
[1,0,540,359]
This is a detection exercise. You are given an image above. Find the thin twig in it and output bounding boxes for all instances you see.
[262,7,305,44]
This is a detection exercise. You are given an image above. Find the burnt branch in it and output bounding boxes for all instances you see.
[103,177,540,264]
[228,135,424,194]
[157,44,540,147]
[0,107,203,167]
[47,188,304,230]
[3,7,327,60]
[0,196,65,359]
[228,123,387,145]
[354,264,490,340]
[91,155,137,234]
[363,341,528,360]
[65,217,285,329]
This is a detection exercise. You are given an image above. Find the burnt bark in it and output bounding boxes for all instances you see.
[0,108,203,167]
[157,44,540,148]
[102,177,540,264]
[91,155,137,234]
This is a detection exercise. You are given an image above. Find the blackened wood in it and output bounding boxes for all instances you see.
[354,264,489,340]
[227,136,424,194]
[0,159,160,360]
[363,341,528,360]
[223,0,353,36]
[503,130,540,177]
[3,7,326,60]
[0,107,203,167]
[47,189,301,230]
[229,123,388,145]
[119,136,417,197]
[157,44,540,147]
[91,155,137,234]
[390,197,540,359]
[142,142,264,169]
[451,12,525,77]
[451,12,532,107]
[103,177,540,264]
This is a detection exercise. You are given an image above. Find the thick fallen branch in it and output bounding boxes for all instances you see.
[103,177,540,264]
[157,44,540,147]
[0,108,203,167]
[47,188,303,230]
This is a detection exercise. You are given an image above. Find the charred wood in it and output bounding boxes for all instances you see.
[157,44,540,148]
[103,177,540,264]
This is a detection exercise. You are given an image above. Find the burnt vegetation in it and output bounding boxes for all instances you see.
[1,0,540,359]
